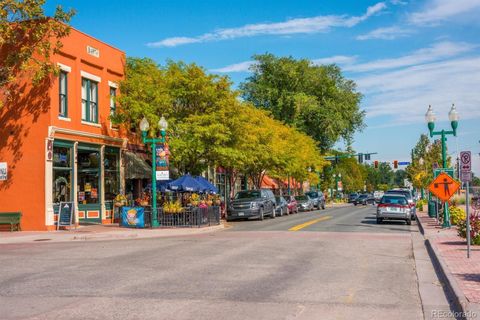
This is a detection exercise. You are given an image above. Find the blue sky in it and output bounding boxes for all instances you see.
[46,0,480,174]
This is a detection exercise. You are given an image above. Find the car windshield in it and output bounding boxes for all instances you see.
[296,195,308,201]
[235,191,261,199]
[305,192,318,198]
[381,196,407,205]
[358,194,368,199]
[386,190,412,200]
[275,196,284,204]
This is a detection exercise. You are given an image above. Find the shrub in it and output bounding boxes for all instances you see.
[450,194,466,206]
[457,213,480,245]
[449,206,466,226]
[416,199,427,210]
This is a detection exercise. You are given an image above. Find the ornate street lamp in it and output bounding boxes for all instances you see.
[425,104,459,228]
[140,115,169,228]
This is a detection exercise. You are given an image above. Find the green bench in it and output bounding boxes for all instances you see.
[0,212,22,231]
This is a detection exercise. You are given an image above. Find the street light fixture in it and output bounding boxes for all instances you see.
[425,104,459,228]
[140,115,169,228]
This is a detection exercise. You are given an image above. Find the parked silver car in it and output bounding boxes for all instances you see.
[227,189,276,221]
[305,191,326,210]
[376,194,411,225]
[295,195,314,211]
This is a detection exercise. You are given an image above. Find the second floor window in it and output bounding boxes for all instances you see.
[110,87,118,128]
[81,78,98,123]
[59,71,68,117]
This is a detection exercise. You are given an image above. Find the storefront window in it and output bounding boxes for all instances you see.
[53,146,72,204]
[78,149,100,204]
[104,151,119,201]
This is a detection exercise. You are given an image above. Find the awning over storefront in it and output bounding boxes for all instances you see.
[261,175,278,189]
[124,151,152,179]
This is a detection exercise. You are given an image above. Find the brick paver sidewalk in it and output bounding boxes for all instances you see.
[417,210,480,310]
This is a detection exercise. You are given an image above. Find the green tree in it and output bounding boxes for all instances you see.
[0,0,75,88]
[240,53,365,151]
[406,134,447,190]
[394,169,408,187]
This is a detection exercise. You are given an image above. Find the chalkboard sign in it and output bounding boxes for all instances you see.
[57,201,74,229]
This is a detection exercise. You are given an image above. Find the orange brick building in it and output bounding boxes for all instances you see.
[0,26,147,230]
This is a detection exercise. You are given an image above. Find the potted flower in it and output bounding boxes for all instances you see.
[114,194,127,207]
[136,193,150,206]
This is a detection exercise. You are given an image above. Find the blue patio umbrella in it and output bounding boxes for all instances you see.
[168,174,203,192]
[195,176,218,194]
[146,179,172,193]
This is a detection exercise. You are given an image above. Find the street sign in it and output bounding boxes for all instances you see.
[398,162,410,165]
[460,151,472,173]
[434,168,454,178]
[428,172,460,202]
[461,171,472,182]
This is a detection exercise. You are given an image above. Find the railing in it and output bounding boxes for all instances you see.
[144,206,221,228]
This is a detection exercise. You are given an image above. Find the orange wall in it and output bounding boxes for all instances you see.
[0,26,127,230]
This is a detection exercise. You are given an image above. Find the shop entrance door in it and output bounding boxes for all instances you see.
[77,146,102,224]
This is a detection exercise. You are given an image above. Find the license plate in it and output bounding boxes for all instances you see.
[238,212,244,216]
[387,207,399,212]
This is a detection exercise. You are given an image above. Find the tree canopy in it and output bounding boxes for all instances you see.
[115,57,328,192]
[0,0,75,88]
[240,53,365,152]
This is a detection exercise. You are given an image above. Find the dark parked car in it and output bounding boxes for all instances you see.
[295,195,314,211]
[286,195,298,214]
[305,191,326,210]
[385,189,416,220]
[275,196,289,216]
[348,193,359,203]
[376,194,411,225]
[227,189,276,221]
[353,193,375,205]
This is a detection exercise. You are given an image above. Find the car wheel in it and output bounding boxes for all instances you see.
[271,207,276,219]
[376,218,382,224]
[322,202,326,210]
[354,203,357,206]
[406,218,411,225]
[259,207,264,221]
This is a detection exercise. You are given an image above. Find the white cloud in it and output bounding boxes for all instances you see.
[409,0,480,25]
[345,41,476,72]
[356,26,413,40]
[312,55,357,66]
[210,61,254,73]
[147,2,387,48]
[355,56,480,126]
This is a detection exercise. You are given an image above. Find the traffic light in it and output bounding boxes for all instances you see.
[358,153,363,164]
[393,160,398,169]
[374,160,379,169]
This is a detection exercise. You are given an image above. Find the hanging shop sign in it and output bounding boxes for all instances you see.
[121,207,145,228]
[155,144,169,181]
[0,162,7,180]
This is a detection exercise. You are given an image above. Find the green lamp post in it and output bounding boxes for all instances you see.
[425,104,459,228]
[140,115,168,228]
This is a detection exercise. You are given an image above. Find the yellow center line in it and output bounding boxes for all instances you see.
[288,216,332,231]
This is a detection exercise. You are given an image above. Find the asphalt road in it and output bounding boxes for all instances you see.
[0,205,430,320]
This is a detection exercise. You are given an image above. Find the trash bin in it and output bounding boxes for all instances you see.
[428,201,437,218]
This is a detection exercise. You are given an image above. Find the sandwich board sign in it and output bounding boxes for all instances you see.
[57,202,74,229]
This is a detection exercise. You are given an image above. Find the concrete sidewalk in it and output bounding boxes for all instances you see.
[0,223,225,244]
[417,210,480,319]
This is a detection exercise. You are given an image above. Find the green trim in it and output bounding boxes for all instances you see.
[77,143,100,151]
[53,140,74,148]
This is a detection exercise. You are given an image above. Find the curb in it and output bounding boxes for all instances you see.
[417,212,471,318]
